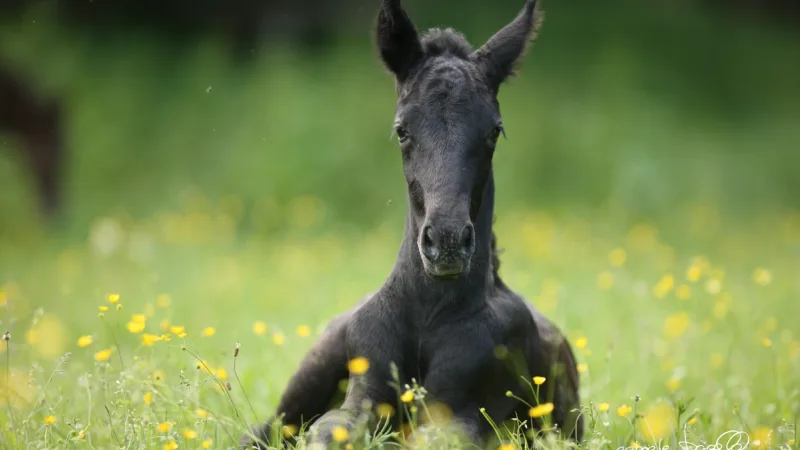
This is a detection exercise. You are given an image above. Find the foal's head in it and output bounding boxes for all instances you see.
[377,0,543,280]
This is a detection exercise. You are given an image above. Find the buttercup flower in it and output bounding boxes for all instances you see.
[95,348,112,362]
[528,402,554,418]
[347,357,369,375]
[252,321,267,336]
[332,426,349,442]
[77,335,93,348]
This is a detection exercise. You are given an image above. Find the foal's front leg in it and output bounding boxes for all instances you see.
[305,303,405,445]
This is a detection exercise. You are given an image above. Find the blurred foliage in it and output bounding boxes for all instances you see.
[0,0,798,240]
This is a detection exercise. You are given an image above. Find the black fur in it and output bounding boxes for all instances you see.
[241,1,583,448]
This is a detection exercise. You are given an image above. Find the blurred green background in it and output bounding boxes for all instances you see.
[0,1,799,447]
[1,0,798,238]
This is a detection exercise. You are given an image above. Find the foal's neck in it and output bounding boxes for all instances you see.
[386,172,498,303]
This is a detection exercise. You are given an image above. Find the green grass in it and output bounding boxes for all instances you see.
[0,200,798,448]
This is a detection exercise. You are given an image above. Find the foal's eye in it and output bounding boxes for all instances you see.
[491,125,505,141]
[395,126,409,142]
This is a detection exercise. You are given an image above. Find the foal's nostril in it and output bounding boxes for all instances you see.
[421,225,438,260]
[459,224,475,256]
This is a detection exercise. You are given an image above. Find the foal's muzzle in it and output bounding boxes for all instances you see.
[418,221,475,279]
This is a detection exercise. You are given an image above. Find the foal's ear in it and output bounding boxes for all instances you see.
[376,0,423,82]
[470,0,543,92]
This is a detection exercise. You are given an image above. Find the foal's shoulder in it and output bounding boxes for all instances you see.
[486,287,535,326]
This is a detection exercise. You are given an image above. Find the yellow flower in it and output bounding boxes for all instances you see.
[196,408,209,419]
[156,293,172,308]
[653,274,675,298]
[126,320,146,334]
[676,284,692,300]
[598,402,609,412]
[44,415,56,425]
[160,319,171,331]
[787,439,794,446]
[296,325,312,337]
[183,429,198,439]
[688,417,697,425]
[142,333,161,347]
[533,376,546,386]
[686,265,702,282]
[666,377,680,392]
[597,271,614,291]
[157,422,172,433]
[498,444,516,450]
[163,441,178,450]
[762,338,772,347]
[331,426,349,442]
[202,327,215,337]
[577,363,588,373]
[282,424,298,438]
[400,390,414,403]
[710,352,724,369]
[76,430,85,440]
[574,337,588,350]
[131,313,146,323]
[252,321,267,336]
[528,402,554,418]
[108,293,120,304]
[663,312,690,339]
[750,426,774,448]
[0,290,6,307]
[169,325,185,335]
[272,332,285,346]
[632,441,641,448]
[144,391,153,405]
[609,248,627,267]
[98,306,109,312]
[215,368,228,380]
[77,335,93,348]
[753,268,772,286]
[376,403,395,418]
[617,404,632,417]
[347,357,369,375]
[202,440,213,449]
[196,359,212,373]
[95,348,112,362]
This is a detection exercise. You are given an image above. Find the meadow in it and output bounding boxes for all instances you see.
[1,0,800,448]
